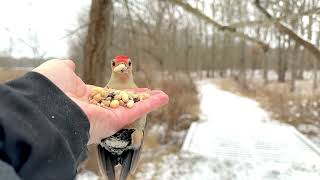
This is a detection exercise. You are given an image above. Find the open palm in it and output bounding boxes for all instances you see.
[33,59,169,144]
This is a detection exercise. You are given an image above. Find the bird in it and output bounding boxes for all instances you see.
[97,55,146,180]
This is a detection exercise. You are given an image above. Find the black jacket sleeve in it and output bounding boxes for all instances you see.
[0,72,90,180]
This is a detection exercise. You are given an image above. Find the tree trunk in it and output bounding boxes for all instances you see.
[83,0,113,86]
[261,28,269,85]
[297,51,305,80]
[290,42,299,92]
[313,28,320,90]
[239,40,247,86]
[277,35,286,82]
[184,26,191,74]
[313,59,318,90]
[209,3,216,78]
[263,52,269,85]
[210,28,215,78]
[124,0,141,72]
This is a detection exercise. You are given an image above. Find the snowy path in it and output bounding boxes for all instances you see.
[183,80,320,162]
[180,80,320,179]
[134,79,320,180]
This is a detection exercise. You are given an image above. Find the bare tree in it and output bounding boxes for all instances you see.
[82,0,113,86]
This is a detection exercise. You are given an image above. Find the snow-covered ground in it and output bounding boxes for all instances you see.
[78,79,320,180]
[134,79,320,180]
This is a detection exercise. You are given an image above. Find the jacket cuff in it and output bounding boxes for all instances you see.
[7,72,90,163]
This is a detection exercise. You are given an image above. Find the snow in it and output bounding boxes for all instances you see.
[78,79,320,180]
[197,80,270,127]
[135,153,320,180]
[76,171,99,180]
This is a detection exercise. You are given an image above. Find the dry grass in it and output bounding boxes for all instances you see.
[135,72,199,138]
[216,78,320,137]
[0,69,27,83]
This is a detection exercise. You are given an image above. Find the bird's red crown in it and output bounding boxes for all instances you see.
[114,55,129,64]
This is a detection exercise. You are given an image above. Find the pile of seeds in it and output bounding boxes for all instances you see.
[89,87,150,109]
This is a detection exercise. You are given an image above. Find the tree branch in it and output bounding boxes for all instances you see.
[229,7,320,28]
[60,23,89,39]
[168,0,269,51]
[254,0,320,60]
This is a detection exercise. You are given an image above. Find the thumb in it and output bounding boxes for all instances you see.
[62,60,76,72]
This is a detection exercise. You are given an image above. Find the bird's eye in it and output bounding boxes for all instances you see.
[112,62,115,66]
[128,61,131,66]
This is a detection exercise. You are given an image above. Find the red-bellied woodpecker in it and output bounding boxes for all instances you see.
[97,55,146,180]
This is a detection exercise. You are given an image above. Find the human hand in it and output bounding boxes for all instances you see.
[33,59,169,144]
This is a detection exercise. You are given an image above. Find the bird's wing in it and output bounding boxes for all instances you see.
[119,150,133,180]
[119,130,145,180]
[129,130,144,173]
[97,145,116,180]
[129,116,147,174]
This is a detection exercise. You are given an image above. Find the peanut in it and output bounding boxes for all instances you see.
[93,94,103,101]
[121,92,129,102]
[119,100,124,106]
[127,100,134,108]
[139,95,144,102]
[114,94,122,100]
[110,100,120,108]
[89,86,150,109]
[142,93,150,99]
[89,99,98,105]
[92,87,105,93]
[101,100,111,107]
[113,64,126,72]
[133,94,139,99]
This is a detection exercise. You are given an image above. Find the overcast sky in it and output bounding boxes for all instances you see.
[0,0,90,58]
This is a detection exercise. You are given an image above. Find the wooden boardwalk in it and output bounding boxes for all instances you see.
[182,80,320,179]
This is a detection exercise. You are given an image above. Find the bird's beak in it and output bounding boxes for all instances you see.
[114,63,129,74]
[120,66,129,74]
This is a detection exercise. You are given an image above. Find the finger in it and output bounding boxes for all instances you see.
[86,84,96,89]
[149,90,166,95]
[114,91,169,127]
[63,60,76,72]
[86,84,109,90]
[86,85,101,92]
[75,75,87,97]
[127,88,150,93]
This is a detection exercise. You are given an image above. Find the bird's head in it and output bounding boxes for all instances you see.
[111,55,132,75]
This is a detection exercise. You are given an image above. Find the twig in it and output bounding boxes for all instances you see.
[168,0,269,51]
[229,7,320,28]
[254,0,320,60]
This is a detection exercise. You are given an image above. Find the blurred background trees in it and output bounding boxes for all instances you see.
[65,0,320,92]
